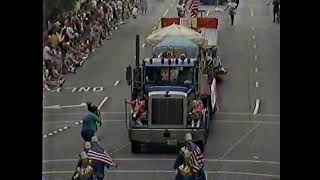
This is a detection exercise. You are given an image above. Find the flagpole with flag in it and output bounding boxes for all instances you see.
[186,0,199,18]
[87,149,117,167]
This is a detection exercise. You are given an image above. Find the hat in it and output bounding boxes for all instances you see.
[91,136,98,142]
[185,133,192,141]
[84,142,91,149]
[80,151,88,160]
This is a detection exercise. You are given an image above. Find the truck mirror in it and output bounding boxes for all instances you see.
[125,66,132,85]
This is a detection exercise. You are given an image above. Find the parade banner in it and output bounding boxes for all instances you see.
[161,17,218,30]
[180,17,198,29]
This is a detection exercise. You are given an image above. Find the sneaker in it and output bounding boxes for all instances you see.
[196,120,201,128]
[79,60,85,66]
[44,84,51,91]
[136,120,143,126]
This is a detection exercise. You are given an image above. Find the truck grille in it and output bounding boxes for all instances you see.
[151,98,184,125]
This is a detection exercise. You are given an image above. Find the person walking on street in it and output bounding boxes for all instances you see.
[81,103,102,142]
[267,0,280,23]
[72,151,94,180]
[140,0,147,14]
[174,133,206,180]
[224,0,238,26]
[88,136,118,180]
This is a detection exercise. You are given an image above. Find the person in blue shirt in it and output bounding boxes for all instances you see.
[81,103,102,142]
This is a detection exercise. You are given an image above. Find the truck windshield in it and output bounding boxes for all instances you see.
[145,66,194,87]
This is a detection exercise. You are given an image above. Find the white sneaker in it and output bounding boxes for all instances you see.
[191,120,195,128]
[137,120,143,126]
[44,85,51,91]
[196,120,201,128]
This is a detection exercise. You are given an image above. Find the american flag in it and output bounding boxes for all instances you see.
[87,149,115,167]
[186,0,199,17]
[187,142,204,172]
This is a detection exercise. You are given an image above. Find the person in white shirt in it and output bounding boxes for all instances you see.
[177,0,186,17]
[224,0,238,25]
[43,43,53,62]
[117,0,124,22]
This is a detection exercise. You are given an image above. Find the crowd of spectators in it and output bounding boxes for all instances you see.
[43,0,138,90]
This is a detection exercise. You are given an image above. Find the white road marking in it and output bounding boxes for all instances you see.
[43,103,86,109]
[43,111,130,116]
[43,111,279,117]
[254,55,258,61]
[251,26,255,31]
[53,131,57,134]
[142,43,146,48]
[43,135,47,138]
[253,99,260,114]
[216,112,279,117]
[80,120,83,123]
[114,80,120,86]
[206,11,210,16]
[98,96,109,110]
[43,105,60,109]
[63,126,68,129]
[253,156,259,159]
[253,43,257,49]
[252,35,255,39]
[250,8,254,16]
[44,119,279,125]
[219,124,261,159]
[163,9,169,16]
[58,129,63,132]
[41,170,279,178]
[48,133,53,136]
[255,67,258,73]
[44,119,126,124]
[43,158,280,164]
[216,120,279,125]
[112,143,130,153]
[255,81,259,88]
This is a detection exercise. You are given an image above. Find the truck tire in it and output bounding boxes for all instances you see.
[131,141,141,153]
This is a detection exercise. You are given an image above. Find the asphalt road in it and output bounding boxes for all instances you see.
[43,0,280,179]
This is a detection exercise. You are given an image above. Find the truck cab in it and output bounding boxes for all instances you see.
[125,57,213,153]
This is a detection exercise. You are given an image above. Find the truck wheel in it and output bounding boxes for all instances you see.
[131,141,141,153]
[196,140,205,152]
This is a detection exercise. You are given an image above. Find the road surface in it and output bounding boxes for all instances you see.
[43,0,280,179]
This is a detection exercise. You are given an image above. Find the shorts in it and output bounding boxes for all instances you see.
[81,129,95,142]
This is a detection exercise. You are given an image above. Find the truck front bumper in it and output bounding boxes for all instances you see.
[129,128,206,144]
